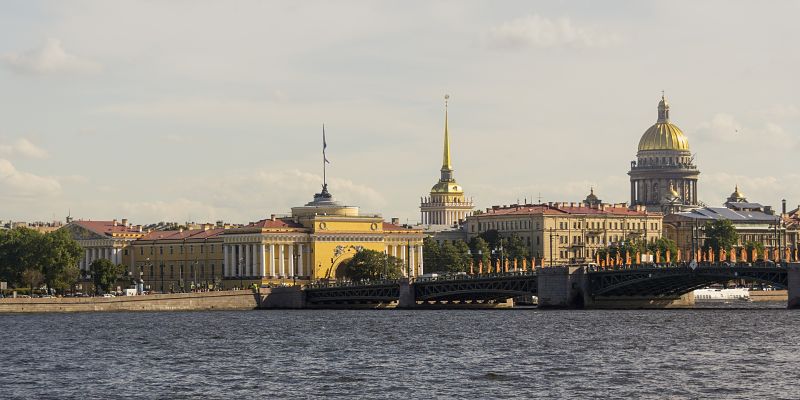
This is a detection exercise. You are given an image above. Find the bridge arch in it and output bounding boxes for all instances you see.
[589,266,788,297]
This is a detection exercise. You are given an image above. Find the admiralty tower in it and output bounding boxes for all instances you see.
[628,94,700,213]
[420,95,474,226]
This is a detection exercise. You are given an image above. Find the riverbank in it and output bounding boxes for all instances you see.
[749,289,788,302]
[0,290,257,313]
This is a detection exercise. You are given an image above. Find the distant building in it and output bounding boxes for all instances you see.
[663,186,783,258]
[419,95,474,227]
[60,218,146,273]
[466,192,662,265]
[629,94,700,213]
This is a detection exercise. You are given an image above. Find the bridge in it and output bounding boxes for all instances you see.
[257,263,800,309]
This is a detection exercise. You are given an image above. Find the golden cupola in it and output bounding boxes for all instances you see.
[637,94,690,152]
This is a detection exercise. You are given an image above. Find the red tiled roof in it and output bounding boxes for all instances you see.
[138,228,224,241]
[248,218,305,229]
[73,220,145,236]
[479,204,656,217]
[383,222,417,232]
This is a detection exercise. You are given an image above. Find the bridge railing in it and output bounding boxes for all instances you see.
[415,270,537,283]
[585,261,788,272]
[305,279,401,290]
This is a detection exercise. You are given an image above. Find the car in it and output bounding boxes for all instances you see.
[102,293,115,298]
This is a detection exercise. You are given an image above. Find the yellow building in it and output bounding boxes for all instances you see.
[466,195,663,265]
[216,185,425,286]
[420,95,474,226]
[130,227,225,292]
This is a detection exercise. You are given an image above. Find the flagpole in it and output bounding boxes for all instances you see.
[323,124,326,188]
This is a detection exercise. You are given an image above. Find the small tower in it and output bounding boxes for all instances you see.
[420,95,474,226]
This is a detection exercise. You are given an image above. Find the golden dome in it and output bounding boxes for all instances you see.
[431,180,463,193]
[637,94,690,152]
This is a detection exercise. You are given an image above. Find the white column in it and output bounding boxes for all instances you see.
[223,245,229,277]
[391,245,397,258]
[244,244,250,277]
[410,246,416,277]
[237,244,243,276]
[269,244,276,277]
[298,243,304,277]
[260,244,266,277]
[418,245,424,276]
[279,245,286,277]
[288,245,295,277]
[401,245,406,262]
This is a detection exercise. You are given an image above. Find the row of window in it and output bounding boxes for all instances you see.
[474,220,660,232]
[139,244,218,256]
[144,263,218,279]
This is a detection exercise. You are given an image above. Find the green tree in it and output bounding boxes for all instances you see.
[745,241,765,259]
[468,237,491,268]
[90,259,124,294]
[478,229,500,249]
[39,230,83,291]
[703,219,738,253]
[338,249,403,281]
[647,237,678,259]
[422,237,442,272]
[437,241,471,273]
[21,268,44,294]
[503,234,530,264]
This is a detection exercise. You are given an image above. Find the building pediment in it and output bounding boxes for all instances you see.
[61,223,107,240]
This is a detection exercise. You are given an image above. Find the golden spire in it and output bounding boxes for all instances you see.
[442,94,452,170]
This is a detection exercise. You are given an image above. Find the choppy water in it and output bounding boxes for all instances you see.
[1,305,798,399]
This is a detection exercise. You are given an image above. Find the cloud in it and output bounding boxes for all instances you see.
[694,113,796,147]
[485,15,621,49]
[1,39,101,75]
[0,159,61,198]
[0,138,49,159]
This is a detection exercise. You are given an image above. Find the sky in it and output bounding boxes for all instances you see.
[1,1,799,225]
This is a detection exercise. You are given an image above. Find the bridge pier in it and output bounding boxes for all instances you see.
[788,263,800,309]
[257,286,306,309]
[398,279,415,309]
[536,266,585,308]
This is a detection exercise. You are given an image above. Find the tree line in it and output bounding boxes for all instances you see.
[0,227,125,294]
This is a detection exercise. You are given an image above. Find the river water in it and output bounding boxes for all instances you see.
[1,304,797,399]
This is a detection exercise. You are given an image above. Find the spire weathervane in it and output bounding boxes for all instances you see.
[442,94,452,171]
[322,124,331,196]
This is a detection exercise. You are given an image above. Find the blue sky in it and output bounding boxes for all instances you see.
[1,1,799,224]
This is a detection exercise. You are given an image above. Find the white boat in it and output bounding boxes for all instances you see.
[693,288,751,302]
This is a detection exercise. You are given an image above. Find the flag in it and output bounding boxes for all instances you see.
[323,124,330,164]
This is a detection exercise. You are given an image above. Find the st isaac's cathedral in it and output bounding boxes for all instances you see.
[628,94,700,213]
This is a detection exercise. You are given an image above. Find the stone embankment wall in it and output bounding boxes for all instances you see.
[0,290,257,313]
[749,290,788,302]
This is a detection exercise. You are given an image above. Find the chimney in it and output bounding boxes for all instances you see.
[121,218,128,227]
[391,217,400,225]
[782,199,787,215]
[112,219,118,226]
[270,214,277,221]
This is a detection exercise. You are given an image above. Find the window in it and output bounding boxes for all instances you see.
[169,246,174,255]
[170,265,174,278]
[124,249,128,256]
[149,265,154,277]
[211,264,215,277]
[180,246,184,254]
[140,247,144,255]
[210,245,215,253]
[159,247,163,255]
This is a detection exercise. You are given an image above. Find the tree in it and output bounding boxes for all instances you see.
[90,259,124,294]
[39,229,83,291]
[703,219,738,253]
[338,249,403,281]
[21,268,44,294]
[503,234,530,264]
[745,241,765,259]
[423,237,442,272]
[647,237,678,258]
[468,237,491,268]
[478,230,500,249]
[438,241,471,273]
[0,227,84,292]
